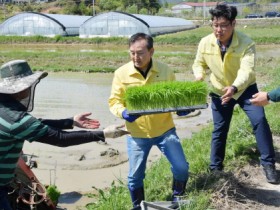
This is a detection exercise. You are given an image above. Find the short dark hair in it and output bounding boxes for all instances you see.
[129,33,153,50]
[209,3,237,22]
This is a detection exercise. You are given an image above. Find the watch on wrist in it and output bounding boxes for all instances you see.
[231,85,238,94]
[267,92,273,103]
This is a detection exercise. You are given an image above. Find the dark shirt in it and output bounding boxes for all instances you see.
[0,95,104,186]
[269,87,280,102]
[135,60,152,78]
[217,35,233,60]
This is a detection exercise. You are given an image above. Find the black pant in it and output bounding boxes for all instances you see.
[209,84,275,170]
[0,186,12,210]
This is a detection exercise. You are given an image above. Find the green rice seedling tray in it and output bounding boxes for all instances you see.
[127,103,208,115]
[124,81,208,115]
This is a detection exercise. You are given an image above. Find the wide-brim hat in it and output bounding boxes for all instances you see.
[0,60,48,94]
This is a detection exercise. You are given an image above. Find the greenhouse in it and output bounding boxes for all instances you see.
[79,11,196,38]
[0,12,91,37]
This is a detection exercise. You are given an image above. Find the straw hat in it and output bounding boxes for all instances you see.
[0,60,48,94]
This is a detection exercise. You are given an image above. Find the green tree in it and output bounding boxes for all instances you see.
[55,0,68,7]
[99,0,122,11]
[120,0,160,14]
[126,4,138,14]
[139,7,148,14]
[79,2,92,15]
[63,3,79,14]
[147,0,160,14]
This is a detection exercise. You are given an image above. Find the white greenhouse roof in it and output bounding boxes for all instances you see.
[0,12,92,37]
[133,13,193,28]
[44,13,92,28]
[79,11,196,38]
[0,11,196,38]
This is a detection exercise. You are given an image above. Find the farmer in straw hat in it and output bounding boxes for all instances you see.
[0,60,129,210]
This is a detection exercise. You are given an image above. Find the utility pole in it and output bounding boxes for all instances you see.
[3,1,6,20]
[203,0,206,24]
[92,0,95,16]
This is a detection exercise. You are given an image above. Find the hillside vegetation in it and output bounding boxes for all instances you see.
[1,0,279,23]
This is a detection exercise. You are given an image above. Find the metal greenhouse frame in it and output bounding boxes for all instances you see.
[0,12,91,37]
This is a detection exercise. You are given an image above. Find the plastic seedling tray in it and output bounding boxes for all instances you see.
[141,199,190,210]
[127,103,208,115]
[141,201,178,210]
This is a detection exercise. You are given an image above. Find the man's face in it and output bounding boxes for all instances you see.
[129,39,154,72]
[14,87,31,100]
[211,17,235,44]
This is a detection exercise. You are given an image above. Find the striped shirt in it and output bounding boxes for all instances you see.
[0,96,105,186]
[0,99,48,186]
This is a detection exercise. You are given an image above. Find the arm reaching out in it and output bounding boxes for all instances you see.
[103,124,130,138]
[250,92,270,106]
[73,112,100,129]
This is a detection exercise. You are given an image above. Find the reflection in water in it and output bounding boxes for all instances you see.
[32,72,122,128]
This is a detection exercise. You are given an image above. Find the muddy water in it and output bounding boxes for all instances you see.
[30,71,200,126]
[32,72,121,127]
[22,70,212,192]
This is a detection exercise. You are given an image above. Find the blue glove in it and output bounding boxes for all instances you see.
[122,109,140,123]
[176,110,194,116]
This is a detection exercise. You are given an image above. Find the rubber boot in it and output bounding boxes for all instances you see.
[129,187,144,210]
[171,179,187,203]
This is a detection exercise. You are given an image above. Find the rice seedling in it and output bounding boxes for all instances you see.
[124,81,208,112]
[46,185,60,205]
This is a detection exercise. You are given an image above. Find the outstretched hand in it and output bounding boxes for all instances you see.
[73,112,100,129]
[250,92,270,106]
[103,124,130,138]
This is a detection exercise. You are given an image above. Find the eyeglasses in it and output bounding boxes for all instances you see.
[211,22,232,31]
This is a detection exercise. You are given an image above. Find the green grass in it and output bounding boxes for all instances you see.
[0,43,195,74]
[1,25,280,74]
[124,81,208,111]
[1,24,280,46]
[87,99,280,209]
[1,24,280,209]
[85,26,280,210]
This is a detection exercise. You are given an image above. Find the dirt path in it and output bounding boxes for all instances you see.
[212,136,280,210]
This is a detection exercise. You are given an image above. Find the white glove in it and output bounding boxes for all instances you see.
[103,125,130,138]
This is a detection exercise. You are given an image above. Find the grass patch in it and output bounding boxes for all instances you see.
[0,44,195,74]
[1,24,280,46]
[85,27,280,209]
[1,25,280,209]
[1,26,280,74]
[87,109,261,210]
[85,180,131,210]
